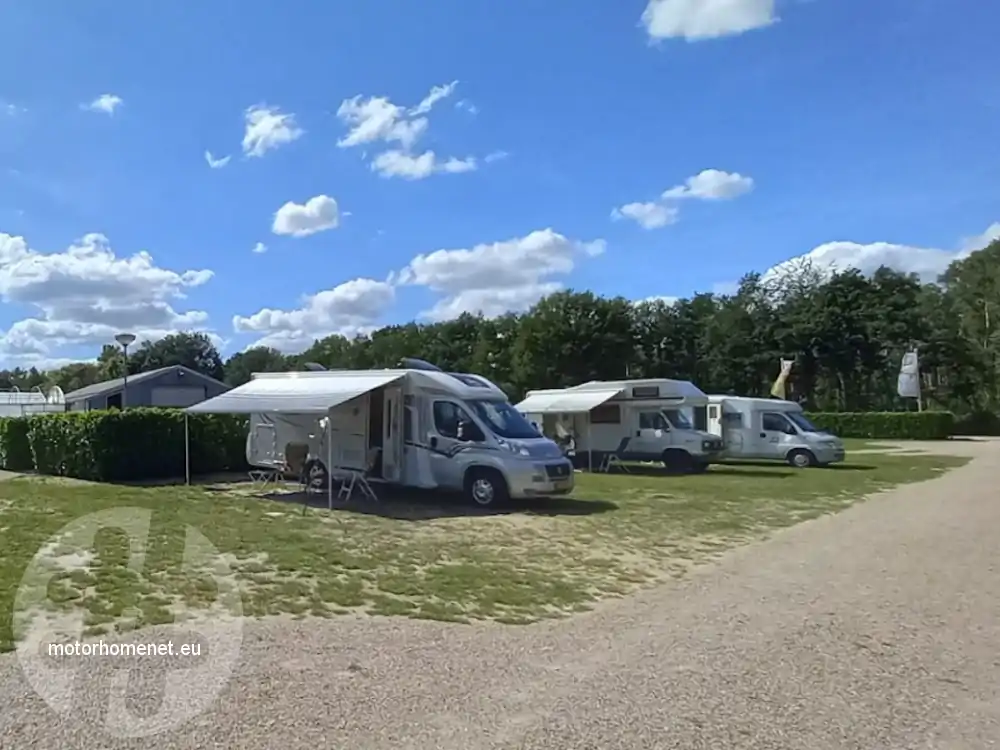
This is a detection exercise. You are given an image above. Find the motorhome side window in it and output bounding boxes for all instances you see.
[433,401,471,438]
[639,411,668,430]
[589,404,621,424]
[762,412,794,433]
[722,412,743,427]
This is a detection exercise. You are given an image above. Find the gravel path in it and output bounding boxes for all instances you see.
[2,439,999,749]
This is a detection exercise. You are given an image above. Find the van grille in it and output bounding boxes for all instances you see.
[545,463,572,479]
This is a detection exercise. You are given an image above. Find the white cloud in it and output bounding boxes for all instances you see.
[0,232,215,363]
[396,229,606,321]
[611,202,679,230]
[410,81,459,116]
[205,151,231,169]
[635,295,680,306]
[662,169,754,200]
[272,195,339,237]
[759,222,999,287]
[371,150,477,180]
[456,99,479,115]
[82,94,123,115]
[613,169,752,229]
[960,222,1000,253]
[242,104,303,158]
[2,100,24,116]
[251,242,267,255]
[233,278,395,352]
[336,82,480,181]
[484,150,509,164]
[641,0,778,41]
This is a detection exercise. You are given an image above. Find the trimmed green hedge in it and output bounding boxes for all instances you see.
[953,410,1000,436]
[0,417,34,472]
[805,411,955,440]
[0,409,249,482]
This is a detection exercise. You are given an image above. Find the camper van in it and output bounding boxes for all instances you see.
[243,361,573,506]
[706,396,846,467]
[517,378,725,473]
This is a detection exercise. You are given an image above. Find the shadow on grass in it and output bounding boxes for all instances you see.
[209,484,619,522]
[602,463,795,479]
[717,460,876,472]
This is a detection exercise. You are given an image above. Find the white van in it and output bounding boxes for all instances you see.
[706,396,846,468]
[194,360,575,507]
[517,378,725,473]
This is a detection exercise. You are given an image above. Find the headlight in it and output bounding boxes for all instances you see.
[498,438,530,456]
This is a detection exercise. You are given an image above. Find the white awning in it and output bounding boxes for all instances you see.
[185,373,404,415]
[515,388,623,414]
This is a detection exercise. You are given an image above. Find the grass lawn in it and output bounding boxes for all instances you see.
[0,450,968,651]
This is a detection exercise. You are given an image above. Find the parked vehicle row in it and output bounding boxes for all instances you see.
[187,361,846,508]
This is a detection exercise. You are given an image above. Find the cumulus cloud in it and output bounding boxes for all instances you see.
[0,232,215,363]
[396,229,606,321]
[611,202,679,230]
[272,195,339,237]
[371,150,477,180]
[613,169,753,230]
[232,278,395,352]
[336,82,481,180]
[242,104,303,158]
[641,0,778,41]
[251,242,267,255]
[82,94,123,115]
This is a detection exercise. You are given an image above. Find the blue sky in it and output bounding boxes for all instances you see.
[0,0,998,366]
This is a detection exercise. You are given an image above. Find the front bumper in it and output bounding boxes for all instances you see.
[815,446,846,464]
[508,459,575,498]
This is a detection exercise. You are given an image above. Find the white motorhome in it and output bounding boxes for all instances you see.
[218,360,574,506]
[517,378,725,473]
[706,395,846,467]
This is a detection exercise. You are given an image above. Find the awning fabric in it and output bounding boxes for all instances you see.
[185,373,404,415]
[515,388,623,415]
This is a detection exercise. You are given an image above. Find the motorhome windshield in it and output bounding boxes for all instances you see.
[786,411,820,433]
[467,399,541,439]
[663,409,693,430]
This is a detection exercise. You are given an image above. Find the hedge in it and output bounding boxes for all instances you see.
[0,417,35,472]
[0,409,249,482]
[805,411,955,440]
[952,410,1000,437]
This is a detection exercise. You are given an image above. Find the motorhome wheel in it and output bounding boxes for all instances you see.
[786,449,816,469]
[464,468,509,507]
[662,449,694,474]
[303,458,329,489]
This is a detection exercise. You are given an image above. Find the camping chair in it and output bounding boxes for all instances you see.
[598,437,631,473]
[337,446,381,503]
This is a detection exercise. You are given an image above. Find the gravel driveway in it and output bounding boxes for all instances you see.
[3,439,999,749]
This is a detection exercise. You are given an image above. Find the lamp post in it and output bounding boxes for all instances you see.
[114,333,136,409]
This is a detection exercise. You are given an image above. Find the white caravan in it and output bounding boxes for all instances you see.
[230,361,573,506]
[517,378,725,473]
[706,395,846,468]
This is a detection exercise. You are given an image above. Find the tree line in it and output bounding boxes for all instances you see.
[3,238,997,420]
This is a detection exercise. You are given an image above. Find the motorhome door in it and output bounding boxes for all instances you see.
[382,386,403,482]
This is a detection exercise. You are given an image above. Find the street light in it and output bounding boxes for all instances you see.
[114,333,136,409]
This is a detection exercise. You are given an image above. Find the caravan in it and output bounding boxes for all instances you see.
[706,396,846,467]
[230,361,573,506]
[517,379,724,473]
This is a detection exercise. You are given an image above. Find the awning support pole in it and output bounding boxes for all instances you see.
[327,411,333,512]
[587,416,593,473]
[184,413,191,485]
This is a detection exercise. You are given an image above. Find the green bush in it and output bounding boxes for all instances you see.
[805,411,955,440]
[0,418,35,471]
[952,410,1000,436]
[24,409,249,482]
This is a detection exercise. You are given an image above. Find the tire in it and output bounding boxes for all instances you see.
[786,449,816,469]
[303,458,329,490]
[690,461,710,474]
[662,449,694,474]
[464,467,509,507]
